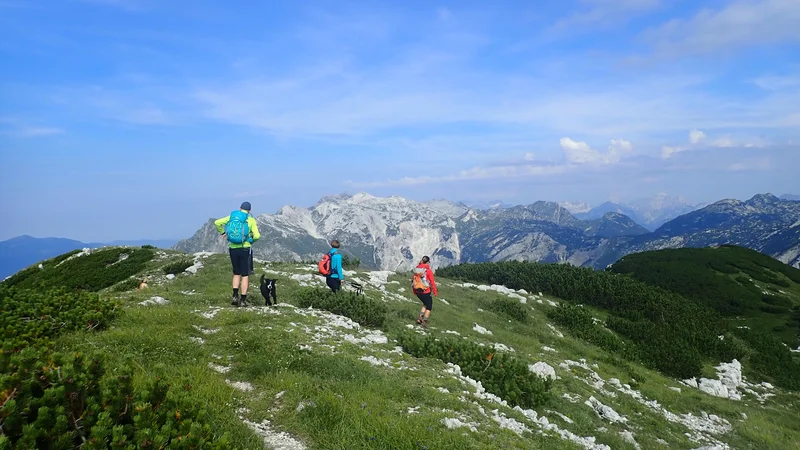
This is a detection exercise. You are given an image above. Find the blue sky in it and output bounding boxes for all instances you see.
[1,0,799,242]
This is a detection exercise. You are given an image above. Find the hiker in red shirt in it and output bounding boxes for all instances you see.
[411,255,438,327]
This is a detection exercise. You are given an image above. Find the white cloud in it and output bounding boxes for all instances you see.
[561,137,632,164]
[661,145,687,159]
[356,136,633,187]
[711,135,766,148]
[689,129,706,144]
[642,0,800,57]
[662,128,769,159]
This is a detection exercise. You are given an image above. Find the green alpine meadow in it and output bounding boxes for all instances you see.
[2,245,799,449]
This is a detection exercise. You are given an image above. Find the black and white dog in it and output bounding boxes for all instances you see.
[259,275,277,306]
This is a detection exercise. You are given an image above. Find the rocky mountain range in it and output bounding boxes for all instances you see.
[174,192,800,271]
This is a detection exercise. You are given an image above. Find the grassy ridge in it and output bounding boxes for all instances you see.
[2,247,155,292]
[4,247,800,449]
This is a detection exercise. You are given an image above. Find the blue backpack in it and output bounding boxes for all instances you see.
[225,210,250,244]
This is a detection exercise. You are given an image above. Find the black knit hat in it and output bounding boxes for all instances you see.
[240,201,251,211]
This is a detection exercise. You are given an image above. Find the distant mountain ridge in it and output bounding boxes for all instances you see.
[0,235,177,279]
[574,193,705,230]
[175,192,800,271]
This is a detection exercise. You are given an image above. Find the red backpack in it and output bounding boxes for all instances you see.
[318,252,333,276]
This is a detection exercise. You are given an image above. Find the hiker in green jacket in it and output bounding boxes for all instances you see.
[215,201,261,307]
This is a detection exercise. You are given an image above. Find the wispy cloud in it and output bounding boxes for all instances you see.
[77,0,142,11]
[0,118,63,137]
[352,136,636,187]
[553,0,663,30]
[350,162,570,187]
[728,157,771,171]
[662,128,769,159]
[752,75,800,91]
[641,0,800,57]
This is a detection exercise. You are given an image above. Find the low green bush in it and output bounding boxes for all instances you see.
[483,297,528,323]
[547,303,627,355]
[0,348,237,449]
[0,285,240,449]
[395,331,551,409]
[732,327,800,390]
[111,278,141,292]
[294,288,387,328]
[162,259,193,275]
[0,286,119,356]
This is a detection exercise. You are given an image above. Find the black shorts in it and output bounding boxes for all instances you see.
[326,276,341,292]
[416,292,433,311]
[229,247,250,276]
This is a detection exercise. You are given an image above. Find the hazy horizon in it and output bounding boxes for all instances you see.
[2,1,799,242]
[1,189,796,243]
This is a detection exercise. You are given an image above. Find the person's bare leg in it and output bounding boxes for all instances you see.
[232,275,241,289]
[424,309,431,320]
[241,276,249,295]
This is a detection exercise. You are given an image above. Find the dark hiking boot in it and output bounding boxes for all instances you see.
[231,295,240,307]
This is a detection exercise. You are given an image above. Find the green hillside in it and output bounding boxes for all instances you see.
[2,247,800,449]
[608,245,800,347]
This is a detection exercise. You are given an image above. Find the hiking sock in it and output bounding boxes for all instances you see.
[241,294,248,305]
[233,288,239,298]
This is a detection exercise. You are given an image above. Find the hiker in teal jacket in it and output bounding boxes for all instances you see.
[214,201,261,306]
[326,240,344,293]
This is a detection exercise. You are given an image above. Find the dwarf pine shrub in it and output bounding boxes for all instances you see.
[438,261,734,381]
[0,285,240,449]
[395,331,552,409]
[483,297,528,323]
[547,303,629,356]
[162,259,193,275]
[0,348,238,449]
[111,278,141,292]
[0,286,119,355]
[294,288,387,328]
